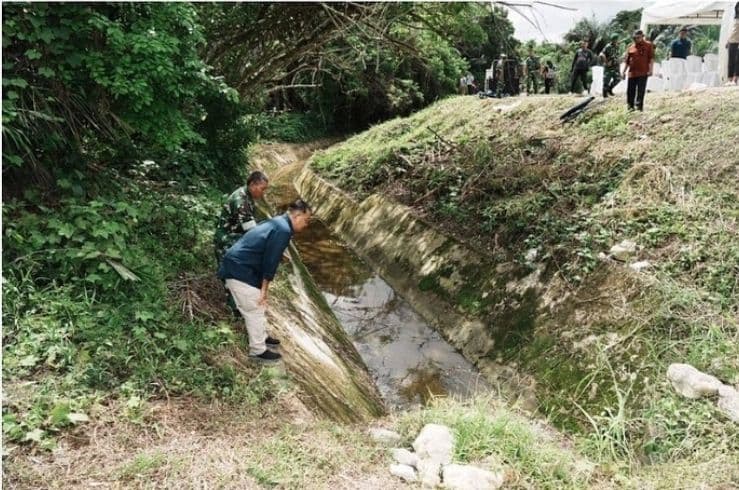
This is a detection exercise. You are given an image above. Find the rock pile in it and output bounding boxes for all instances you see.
[667,363,739,423]
[375,423,505,489]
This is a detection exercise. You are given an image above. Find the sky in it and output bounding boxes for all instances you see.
[504,1,645,43]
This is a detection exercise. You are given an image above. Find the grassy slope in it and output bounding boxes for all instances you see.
[311,91,739,484]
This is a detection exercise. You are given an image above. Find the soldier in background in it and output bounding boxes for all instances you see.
[600,34,622,97]
[524,47,541,95]
[214,170,269,265]
[495,54,507,96]
[570,40,594,94]
[541,60,557,94]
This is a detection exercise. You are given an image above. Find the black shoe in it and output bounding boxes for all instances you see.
[253,350,281,361]
[266,336,281,346]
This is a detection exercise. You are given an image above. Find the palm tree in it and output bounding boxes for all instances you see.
[563,16,611,54]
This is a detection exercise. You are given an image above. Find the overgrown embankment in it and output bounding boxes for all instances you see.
[308,90,739,483]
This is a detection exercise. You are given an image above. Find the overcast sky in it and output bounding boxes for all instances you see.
[505,1,645,43]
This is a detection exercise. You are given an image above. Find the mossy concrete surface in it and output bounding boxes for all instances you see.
[296,166,542,406]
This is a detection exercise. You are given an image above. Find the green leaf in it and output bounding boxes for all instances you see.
[3,78,28,88]
[4,154,23,167]
[38,66,55,78]
[50,403,71,426]
[107,260,140,281]
[25,48,42,60]
[135,310,155,322]
[56,222,75,239]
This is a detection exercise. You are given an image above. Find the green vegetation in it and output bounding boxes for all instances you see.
[3,2,737,488]
[312,91,739,484]
[199,3,518,131]
[398,397,597,489]
[2,173,290,448]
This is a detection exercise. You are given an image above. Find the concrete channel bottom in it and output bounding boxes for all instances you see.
[293,216,490,409]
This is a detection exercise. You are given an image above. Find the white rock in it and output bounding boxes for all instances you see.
[391,448,418,468]
[525,248,538,262]
[370,428,402,445]
[413,423,455,465]
[442,464,505,490]
[717,385,739,423]
[390,464,417,482]
[629,260,651,272]
[417,459,442,488]
[667,363,723,399]
[609,240,637,261]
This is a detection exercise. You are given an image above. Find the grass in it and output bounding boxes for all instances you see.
[3,394,398,490]
[396,396,599,489]
[310,89,739,485]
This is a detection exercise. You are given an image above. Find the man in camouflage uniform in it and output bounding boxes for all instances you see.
[600,34,621,97]
[214,171,269,265]
[524,48,541,95]
[495,54,507,96]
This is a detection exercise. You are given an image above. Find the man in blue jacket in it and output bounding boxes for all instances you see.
[218,199,312,361]
[670,27,691,59]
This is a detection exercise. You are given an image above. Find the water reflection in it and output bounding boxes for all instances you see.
[295,222,488,409]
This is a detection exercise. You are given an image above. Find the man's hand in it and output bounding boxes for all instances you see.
[258,294,268,308]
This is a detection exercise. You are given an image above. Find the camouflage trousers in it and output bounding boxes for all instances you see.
[526,73,539,94]
[214,238,241,317]
[603,68,620,96]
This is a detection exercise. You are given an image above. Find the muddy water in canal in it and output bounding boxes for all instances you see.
[272,166,488,409]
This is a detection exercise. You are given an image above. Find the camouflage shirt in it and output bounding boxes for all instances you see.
[214,186,258,260]
[601,43,620,69]
[525,56,540,73]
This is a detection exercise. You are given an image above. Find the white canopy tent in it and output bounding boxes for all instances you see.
[640,1,736,82]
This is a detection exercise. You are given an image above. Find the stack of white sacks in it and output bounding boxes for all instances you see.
[611,53,721,95]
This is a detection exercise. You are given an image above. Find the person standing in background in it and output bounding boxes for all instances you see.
[214,171,269,266]
[670,27,692,59]
[570,40,594,94]
[541,60,557,94]
[600,34,621,97]
[727,3,739,84]
[524,47,541,95]
[622,30,654,111]
[465,72,475,95]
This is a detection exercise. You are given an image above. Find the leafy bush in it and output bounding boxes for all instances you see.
[248,111,330,143]
[1,174,269,447]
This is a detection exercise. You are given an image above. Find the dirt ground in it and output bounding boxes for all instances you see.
[3,392,406,490]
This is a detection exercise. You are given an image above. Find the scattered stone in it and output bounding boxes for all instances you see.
[442,464,504,490]
[609,240,637,261]
[525,248,538,262]
[629,260,651,272]
[391,448,418,468]
[717,385,739,423]
[597,252,608,261]
[370,428,402,445]
[417,459,442,488]
[667,363,723,399]
[390,463,417,482]
[413,424,454,465]
[659,115,673,123]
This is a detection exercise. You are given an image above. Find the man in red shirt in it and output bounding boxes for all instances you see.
[622,30,654,111]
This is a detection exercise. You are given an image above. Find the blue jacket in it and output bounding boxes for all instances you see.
[218,214,293,288]
[671,38,691,59]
